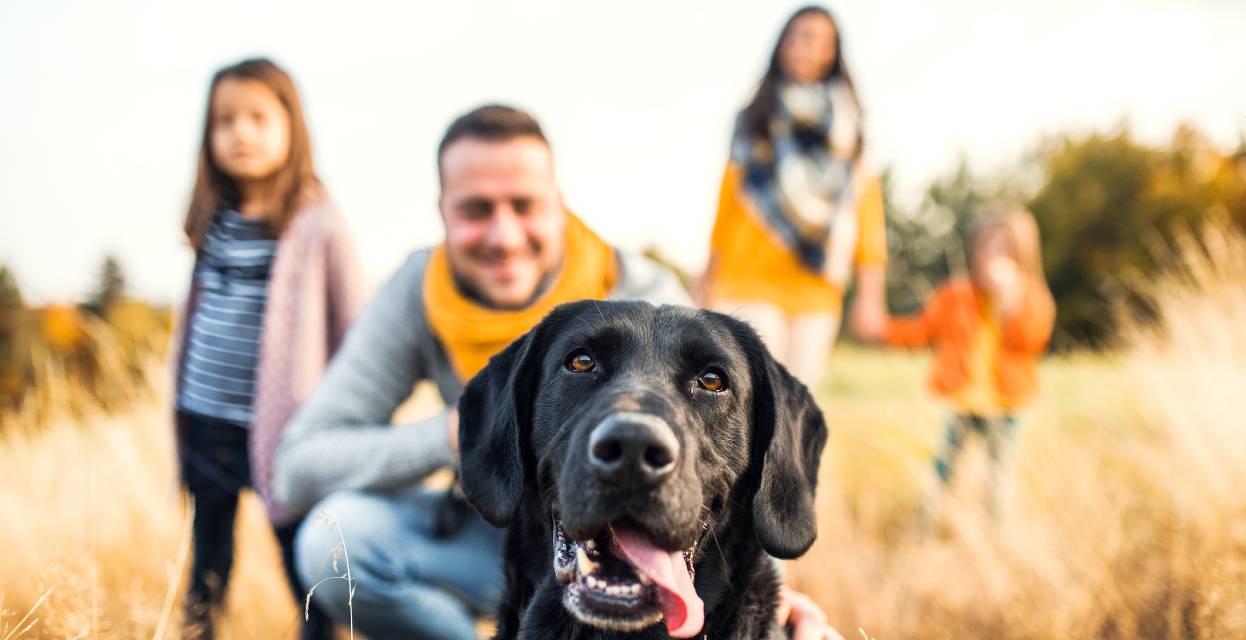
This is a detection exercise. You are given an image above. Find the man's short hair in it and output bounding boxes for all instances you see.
[437,105,549,182]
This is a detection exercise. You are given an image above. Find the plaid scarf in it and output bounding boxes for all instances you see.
[731,80,861,285]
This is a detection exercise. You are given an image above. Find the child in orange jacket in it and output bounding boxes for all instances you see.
[884,206,1055,491]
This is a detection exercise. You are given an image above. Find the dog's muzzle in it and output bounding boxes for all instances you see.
[588,412,680,489]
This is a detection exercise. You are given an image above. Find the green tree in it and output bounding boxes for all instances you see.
[882,159,1020,316]
[1027,127,1217,346]
[0,264,28,411]
[883,125,1234,349]
[0,265,22,308]
[86,255,127,315]
[1210,149,1246,231]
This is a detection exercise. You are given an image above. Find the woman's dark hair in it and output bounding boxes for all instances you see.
[183,57,320,249]
[739,6,861,144]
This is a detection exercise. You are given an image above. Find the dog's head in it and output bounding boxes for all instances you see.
[458,301,827,638]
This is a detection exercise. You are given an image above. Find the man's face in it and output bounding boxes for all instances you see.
[439,136,566,310]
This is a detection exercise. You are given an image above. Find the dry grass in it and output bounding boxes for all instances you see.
[0,396,299,639]
[2,228,1244,638]
[0,301,170,429]
[790,224,1246,639]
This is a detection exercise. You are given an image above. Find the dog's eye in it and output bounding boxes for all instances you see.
[697,367,727,392]
[565,349,596,373]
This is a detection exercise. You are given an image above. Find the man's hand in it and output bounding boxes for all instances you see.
[776,585,843,640]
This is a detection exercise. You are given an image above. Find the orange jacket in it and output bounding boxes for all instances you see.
[885,279,1055,410]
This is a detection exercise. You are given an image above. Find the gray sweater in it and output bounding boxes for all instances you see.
[272,247,691,517]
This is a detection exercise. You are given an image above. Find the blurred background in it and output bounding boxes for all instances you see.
[3,0,1244,300]
[2,1,1246,639]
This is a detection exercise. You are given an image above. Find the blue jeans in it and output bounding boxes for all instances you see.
[295,487,505,640]
[934,413,1017,484]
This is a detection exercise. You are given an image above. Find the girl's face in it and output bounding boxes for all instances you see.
[973,227,1021,293]
[210,77,291,184]
[779,13,838,85]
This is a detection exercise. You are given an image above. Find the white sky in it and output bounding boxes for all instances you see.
[2,0,1244,304]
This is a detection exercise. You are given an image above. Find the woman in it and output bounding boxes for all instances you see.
[700,5,887,386]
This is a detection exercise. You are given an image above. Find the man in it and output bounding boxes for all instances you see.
[275,105,837,639]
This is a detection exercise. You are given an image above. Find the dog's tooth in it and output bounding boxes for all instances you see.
[585,539,597,550]
[637,573,652,586]
[575,546,596,577]
[630,583,641,595]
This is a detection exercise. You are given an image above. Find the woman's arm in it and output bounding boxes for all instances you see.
[847,170,889,342]
[848,264,887,342]
[882,287,941,348]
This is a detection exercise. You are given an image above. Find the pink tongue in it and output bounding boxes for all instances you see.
[610,525,705,638]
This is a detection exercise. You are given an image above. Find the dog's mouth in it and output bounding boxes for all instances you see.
[552,518,705,638]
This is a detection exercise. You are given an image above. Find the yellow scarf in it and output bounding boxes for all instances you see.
[424,213,618,380]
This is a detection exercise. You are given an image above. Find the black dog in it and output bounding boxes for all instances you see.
[458,301,827,639]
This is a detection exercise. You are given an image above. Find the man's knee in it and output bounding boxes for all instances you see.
[295,492,404,618]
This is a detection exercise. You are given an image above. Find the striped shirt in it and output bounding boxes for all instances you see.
[176,207,277,426]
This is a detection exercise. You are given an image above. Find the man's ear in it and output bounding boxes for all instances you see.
[733,320,829,559]
[457,326,543,528]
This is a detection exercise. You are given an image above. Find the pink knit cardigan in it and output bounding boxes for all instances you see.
[171,198,366,524]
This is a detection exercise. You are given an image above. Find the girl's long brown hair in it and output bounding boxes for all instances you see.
[974,206,1054,307]
[183,57,320,250]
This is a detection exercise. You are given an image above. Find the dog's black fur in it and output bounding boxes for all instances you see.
[458,301,828,639]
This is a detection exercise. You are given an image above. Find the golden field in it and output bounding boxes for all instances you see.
[2,232,1244,639]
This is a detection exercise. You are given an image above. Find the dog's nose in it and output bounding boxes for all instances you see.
[589,412,679,487]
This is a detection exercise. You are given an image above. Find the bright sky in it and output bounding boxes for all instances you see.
[2,0,1244,304]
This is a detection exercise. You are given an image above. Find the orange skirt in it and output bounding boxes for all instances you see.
[705,162,886,316]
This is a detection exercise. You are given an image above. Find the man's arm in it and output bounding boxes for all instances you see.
[273,252,456,518]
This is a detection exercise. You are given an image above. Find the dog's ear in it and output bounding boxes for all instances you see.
[734,321,829,559]
[457,324,545,528]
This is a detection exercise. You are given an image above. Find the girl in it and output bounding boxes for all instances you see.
[699,5,889,386]
[883,207,1055,500]
[171,58,364,639]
